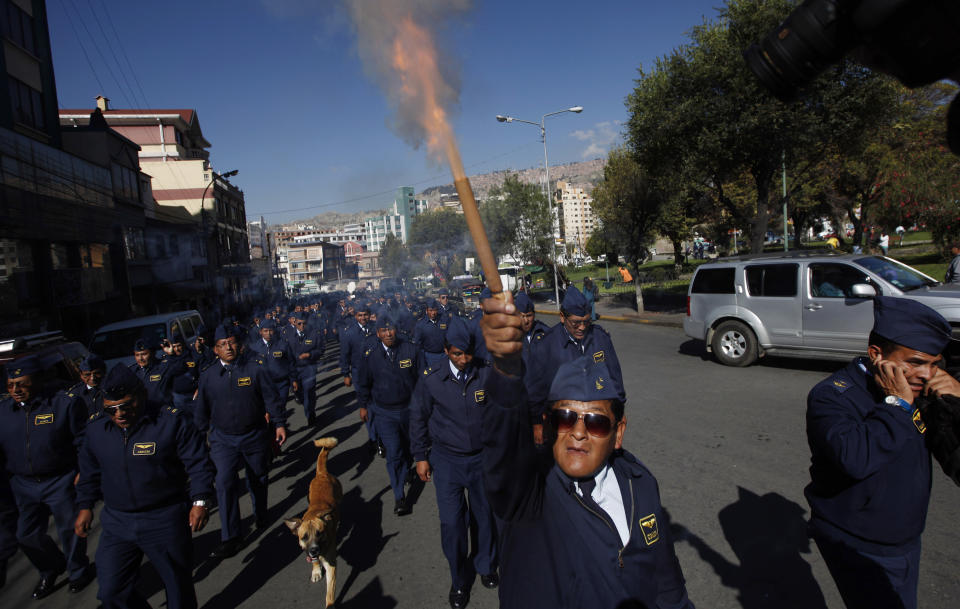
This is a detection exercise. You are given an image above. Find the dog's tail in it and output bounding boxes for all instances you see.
[314,437,338,476]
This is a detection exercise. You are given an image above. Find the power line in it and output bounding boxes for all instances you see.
[64,0,134,108]
[245,140,541,217]
[57,0,107,96]
[86,0,142,110]
[96,0,151,109]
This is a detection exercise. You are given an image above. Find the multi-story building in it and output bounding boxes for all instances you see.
[59,98,253,314]
[285,238,346,293]
[363,186,429,252]
[557,180,596,255]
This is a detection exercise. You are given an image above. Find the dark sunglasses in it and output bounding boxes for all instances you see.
[103,400,138,415]
[549,408,613,438]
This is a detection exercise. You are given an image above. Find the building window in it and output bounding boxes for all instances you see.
[124,227,146,261]
[8,77,44,131]
[2,1,37,55]
[111,163,139,201]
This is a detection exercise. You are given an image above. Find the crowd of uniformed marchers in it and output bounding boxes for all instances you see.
[1,281,956,609]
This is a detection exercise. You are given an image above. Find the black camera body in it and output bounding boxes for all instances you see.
[745,0,960,152]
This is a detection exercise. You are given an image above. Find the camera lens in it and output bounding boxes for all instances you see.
[744,0,856,101]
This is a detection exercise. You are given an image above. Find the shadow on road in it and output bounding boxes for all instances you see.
[335,486,398,606]
[671,487,827,609]
[677,338,846,374]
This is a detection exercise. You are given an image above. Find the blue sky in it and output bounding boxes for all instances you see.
[47,0,723,224]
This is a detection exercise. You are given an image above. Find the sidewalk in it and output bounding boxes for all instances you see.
[535,298,685,329]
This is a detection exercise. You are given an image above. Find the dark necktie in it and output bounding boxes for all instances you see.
[387,347,396,362]
[223,363,233,377]
[577,477,616,532]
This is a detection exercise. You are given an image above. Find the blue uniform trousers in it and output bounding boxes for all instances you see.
[353,365,378,443]
[10,471,88,580]
[814,535,921,609]
[431,449,498,587]
[97,503,196,609]
[0,475,17,569]
[296,365,318,419]
[209,428,271,541]
[273,379,290,407]
[423,351,446,371]
[370,405,410,501]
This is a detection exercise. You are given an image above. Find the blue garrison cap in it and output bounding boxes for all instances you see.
[445,316,474,352]
[79,354,105,372]
[169,333,185,345]
[133,338,151,352]
[260,318,277,330]
[357,303,372,314]
[561,286,589,317]
[101,364,143,400]
[375,314,396,330]
[438,288,449,296]
[214,325,235,342]
[548,356,624,403]
[426,299,438,309]
[480,287,492,300]
[196,323,209,336]
[294,312,308,322]
[7,356,40,378]
[872,296,952,355]
[515,291,534,313]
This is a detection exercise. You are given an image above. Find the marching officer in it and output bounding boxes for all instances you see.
[291,312,325,425]
[194,326,287,559]
[805,297,960,609]
[131,338,175,406]
[526,286,623,446]
[410,316,498,608]
[515,291,550,368]
[69,354,106,416]
[341,304,380,450]
[192,324,217,372]
[75,365,215,609]
[247,318,298,407]
[356,315,423,515]
[414,299,448,371]
[164,334,200,411]
[466,288,493,366]
[0,357,92,599]
[436,288,459,324]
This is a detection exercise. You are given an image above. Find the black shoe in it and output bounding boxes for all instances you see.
[367,440,378,455]
[210,538,244,559]
[449,585,469,609]
[0,560,6,589]
[306,414,317,426]
[32,574,58,600]
[377,441,386,459]
[480,572,499,589]
[394,497,410,515]
[68,568,95,593]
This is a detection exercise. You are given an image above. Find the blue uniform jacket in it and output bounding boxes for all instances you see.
[192,344,218,373]
[66,382,103,416]
[413,317,447,354]
[356,340,423,410]
[164,352,199,395]
[194,353,286,434]
[290,327,325,367]
[339,322,373,377]
[805,358,931,554]
[409,360,490,462]
[481,370,694,609]
[130,359,175,405]
[0,390,87,477]
[395,307,417,341]
[467,315,491,364]
[526,323,624,419]
[76,405,215,512]
[438,304,459,324]
[247,337,297,384]
[521,320,551,369]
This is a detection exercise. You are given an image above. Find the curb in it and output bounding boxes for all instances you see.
[534,308,684,329]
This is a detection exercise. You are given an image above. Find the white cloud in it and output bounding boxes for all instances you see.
[570,121,621,159]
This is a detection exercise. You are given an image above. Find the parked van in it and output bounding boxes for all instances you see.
[90,310,205,369]
[684,251,960,366]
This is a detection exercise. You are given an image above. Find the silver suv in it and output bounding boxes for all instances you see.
[684,251,960,366]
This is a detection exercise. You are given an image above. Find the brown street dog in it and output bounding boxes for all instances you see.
[285,437,342,607]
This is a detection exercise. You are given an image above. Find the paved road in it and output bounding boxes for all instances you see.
[8,322,960,608]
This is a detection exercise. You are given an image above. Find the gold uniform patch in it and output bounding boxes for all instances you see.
[35,413,54,425]
[399,359,412,369]
[305,339,313,344]
[474,390,486,403]
[913,409,927,434]
[439,324,447,330]
[593,351,605,363]
[833,379,849,389]
[640,514,660,545]
[186,361,196,368]
[149,374,161,382]
[237,376,252,387]
[272,351,283,358]
[132,442,156,456]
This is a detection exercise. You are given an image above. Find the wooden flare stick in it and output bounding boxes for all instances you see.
[454,176,504,297]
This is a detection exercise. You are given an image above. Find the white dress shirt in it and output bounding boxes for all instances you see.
[575,464,630,545]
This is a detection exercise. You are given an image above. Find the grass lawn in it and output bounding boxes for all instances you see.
[888,248,948,280]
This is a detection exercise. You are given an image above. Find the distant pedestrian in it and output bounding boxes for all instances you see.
[946,243,960,284]
[879,230,890,255]
[896,224,906,246]
[582,277,597,321]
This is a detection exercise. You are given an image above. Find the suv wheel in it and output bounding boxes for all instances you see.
[711,320,757,367]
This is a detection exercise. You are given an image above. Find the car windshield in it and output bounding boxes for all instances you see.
[854,256,938,292]
[90,324,167,359]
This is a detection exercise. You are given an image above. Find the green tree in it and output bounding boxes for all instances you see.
[585,229,618,263]
[409,208,470,281]
[591,146,662,311]
[379,233,416,282]
[484,174,553,266]
[627,0,899,252]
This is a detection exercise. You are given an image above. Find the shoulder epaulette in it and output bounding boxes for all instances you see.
[164,405,181,416]
[830,377,852,393]
[89,411,102,422]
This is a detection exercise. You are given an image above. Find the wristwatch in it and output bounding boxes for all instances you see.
[884,395,912,413]
[192,499,209,508]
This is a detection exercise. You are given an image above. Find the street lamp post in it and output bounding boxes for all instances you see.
[496,106,583,309]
